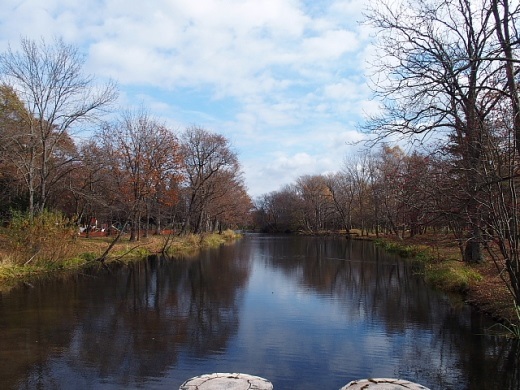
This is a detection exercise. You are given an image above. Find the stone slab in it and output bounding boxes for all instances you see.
[340,378,430,390]
[179,373,273,390]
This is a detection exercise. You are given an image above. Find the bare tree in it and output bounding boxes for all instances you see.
[97,109,182,241]
[180,126,239,234]
[205,169,253,232]
[485,0,520,308]
[295,175,335,232]
[344,153,377,237]
[0,84,30,215]
[491,0,520,156]
[0,37,117,215]
[254,185,302,232]
[364,0,505,262]
[479,104,520,307]
[324,172,355,234]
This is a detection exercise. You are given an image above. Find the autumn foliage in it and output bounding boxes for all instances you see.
[0,38,253,244]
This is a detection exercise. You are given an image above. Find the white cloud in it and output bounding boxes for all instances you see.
[0,0,375,198]
[301,29,360,61]
[324,79,364,100]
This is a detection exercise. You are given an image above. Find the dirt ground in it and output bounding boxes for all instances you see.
[467,261,516,323]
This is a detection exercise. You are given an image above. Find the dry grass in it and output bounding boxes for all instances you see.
[0,229,241,290]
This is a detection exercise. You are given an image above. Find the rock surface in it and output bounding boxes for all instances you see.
[179,373,273,390]
[340,378,430,390]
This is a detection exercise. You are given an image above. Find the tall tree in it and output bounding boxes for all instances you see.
[296,175,334,232]
[364,0,503,262]
[479,104,520,306]
[344,153,376,236]
[0,84,30,214]
[374,145,407,238]
[324,172,355,234]
[400,151,435,237]
[491,0,520,156]
[180,126,239,234]
[61,140,113,234]
[205,169,253,232]
[254,186,302,232]
[97,110,182,241]
[0,37,117,215]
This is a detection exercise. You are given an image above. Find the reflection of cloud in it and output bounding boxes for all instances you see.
[0,235,513,389]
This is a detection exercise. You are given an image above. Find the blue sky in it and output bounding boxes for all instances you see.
[1,0,377,198]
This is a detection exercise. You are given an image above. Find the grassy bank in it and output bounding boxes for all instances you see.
[374,235,520,335]
[374,238,482,292]
[0,229,241,291]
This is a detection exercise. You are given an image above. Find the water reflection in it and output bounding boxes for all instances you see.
[0,235,518,389]
[252,236,520,389]
[0,243,250,389]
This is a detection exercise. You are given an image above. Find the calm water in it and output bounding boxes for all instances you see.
[0,234,518,390]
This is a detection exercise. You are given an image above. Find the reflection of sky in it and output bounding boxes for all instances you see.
[5,237,509,390]
[232,260,400,389]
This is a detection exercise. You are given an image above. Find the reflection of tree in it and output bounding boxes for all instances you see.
[185,245,249,355]
[1,236,519,389]
[258,237,434,327]
[425,311,520,390]
[499,340,520,390]
[0,242,251,388]
[0,278,81,386]
[257,235,520,389]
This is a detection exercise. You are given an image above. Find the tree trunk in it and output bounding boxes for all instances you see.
[464,219,483,264]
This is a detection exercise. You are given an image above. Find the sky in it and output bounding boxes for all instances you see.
[0,0,377,198]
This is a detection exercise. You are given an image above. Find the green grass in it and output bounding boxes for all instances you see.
[376,238,482,292]
[110,245,152,261]
[164,234,203,255]
[62,252,97,267]
[424,260,482,292]
[375,239,434,260]
[164,230,241,256]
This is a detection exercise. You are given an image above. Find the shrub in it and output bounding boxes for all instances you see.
[221,229,240,240]
[4,210,76,265]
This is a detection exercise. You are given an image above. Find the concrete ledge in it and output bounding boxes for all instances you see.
[179,373,273,390]
[340,378,430,389]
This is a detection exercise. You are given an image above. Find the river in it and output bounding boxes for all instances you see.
[0,234,518,389]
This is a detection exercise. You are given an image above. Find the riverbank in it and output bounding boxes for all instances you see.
[373,233,519,328]
[1,228,517,330]
[0,230,241,292]
[271,229,518,327]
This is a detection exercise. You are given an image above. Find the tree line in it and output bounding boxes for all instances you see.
[0,37,252,239]
[254,146,467,239]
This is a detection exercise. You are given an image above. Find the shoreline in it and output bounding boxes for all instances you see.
[0,231,240,292]
[370,234,519,329]
[1,230,518,333]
